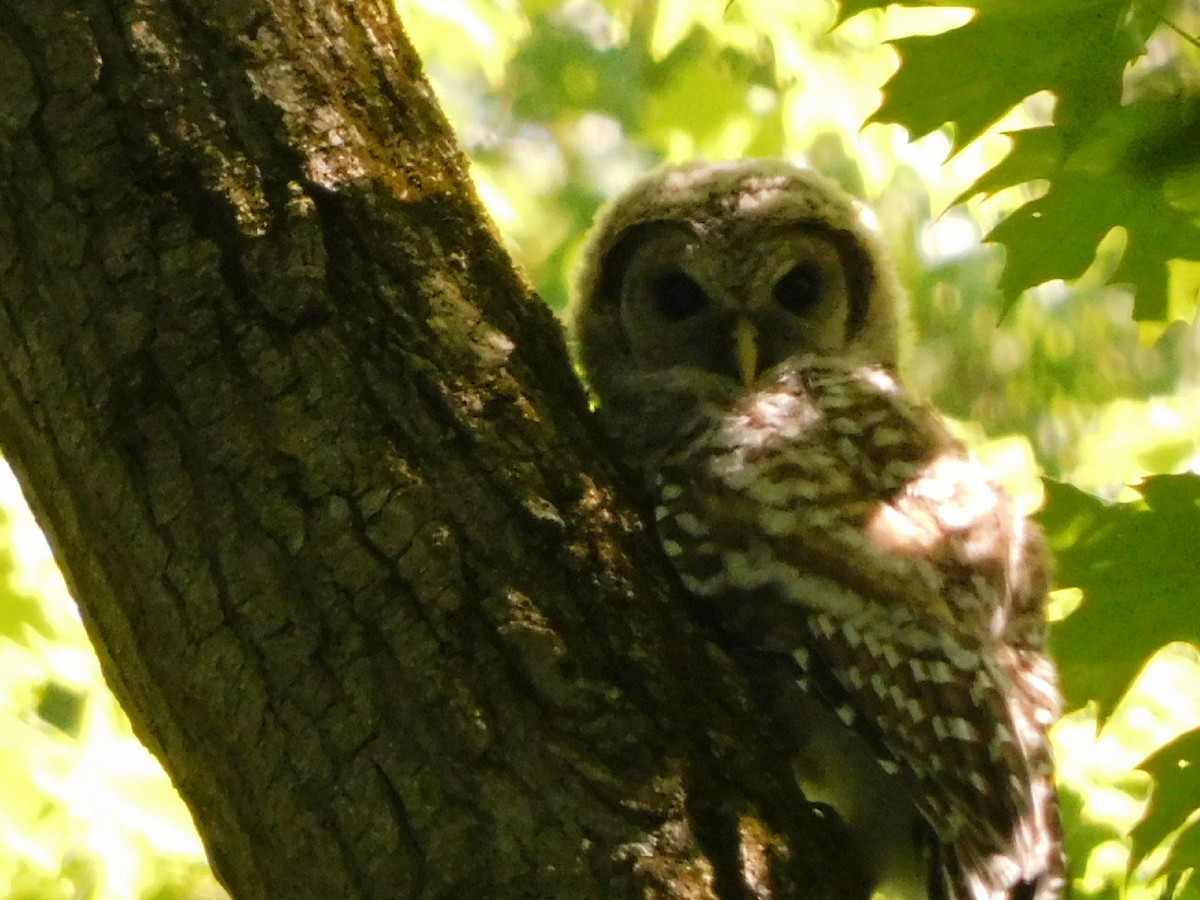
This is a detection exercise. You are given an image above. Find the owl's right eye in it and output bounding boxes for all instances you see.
[650,269,708,322]
[773,262,826,316]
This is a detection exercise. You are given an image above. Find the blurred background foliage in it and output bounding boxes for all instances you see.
[2,0,1199,897]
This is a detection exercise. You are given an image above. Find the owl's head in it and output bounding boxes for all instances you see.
[570,160,905,405]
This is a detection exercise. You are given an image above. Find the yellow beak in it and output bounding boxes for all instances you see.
[734,318,759,387]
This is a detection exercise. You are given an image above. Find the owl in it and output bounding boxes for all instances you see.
[570,160,1064,900]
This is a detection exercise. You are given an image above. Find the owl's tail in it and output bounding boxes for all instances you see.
[938,775,1065,900]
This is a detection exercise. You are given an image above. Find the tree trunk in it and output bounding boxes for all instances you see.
[0,0,862,896]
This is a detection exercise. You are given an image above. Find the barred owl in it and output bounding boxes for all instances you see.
[570,160,1064,900]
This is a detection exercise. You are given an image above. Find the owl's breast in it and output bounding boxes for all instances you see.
[655,356,1040,640]
[697,357,954,509]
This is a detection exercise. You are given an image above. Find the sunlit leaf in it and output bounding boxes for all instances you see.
[0,584,53,643]
[508,20,643,123]
[953,126,1060,204]
[643,32,782,159]
[0,508,54,642]
[870,0,1141,150]
[1159,816,1200,878]
[1039,475,1200,718]
[651,0,702,59]
[1165,259,1200,324]
[1068,394,1200,494]
[396,0,528,85]
[833,0,972,26]
[982,98,1200,317]
[1132,728,1200,871]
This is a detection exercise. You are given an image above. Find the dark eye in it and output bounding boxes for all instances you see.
[650,269,708,322]
[773,262,826,315]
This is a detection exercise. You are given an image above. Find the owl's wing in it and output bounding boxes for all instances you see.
[650,368,1060,895]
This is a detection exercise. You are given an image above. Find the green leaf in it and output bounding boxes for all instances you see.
[508,21,644,124]
[1057,776,1124,894]
[870,0,1140,150]
[0,504,54,641]
[833,0,967,27]
[868,4,1195,317]
[0,583,54,642]
[952,126,1061,205]
[983,99,1200,317]
[651,0,703,60]
[35,681,86,737]
[1163,818,1200,879]
[1039,475,1200,717]
[834,0,895,25]
[643,32,782,158]
[1132,728,1200,871]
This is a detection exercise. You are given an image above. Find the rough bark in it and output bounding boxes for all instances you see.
[0,0,863,897]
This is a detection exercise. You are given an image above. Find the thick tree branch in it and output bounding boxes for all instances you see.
[0,0,861,896]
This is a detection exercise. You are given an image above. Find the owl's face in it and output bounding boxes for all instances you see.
[613,221,855,385]
[572,160,904,404]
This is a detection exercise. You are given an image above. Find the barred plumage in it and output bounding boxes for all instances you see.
[571,159,1064,899]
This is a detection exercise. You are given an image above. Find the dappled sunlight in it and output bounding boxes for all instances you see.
[0,463,222,900]
[1050,644,1200,898]
[1069,391,1200,497]
[1105,646,1200,771]
[396,0,530,84]
[940,424,1043,515]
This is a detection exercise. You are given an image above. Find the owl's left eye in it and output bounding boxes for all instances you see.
[773,262,826,315]
[650,269,709,322]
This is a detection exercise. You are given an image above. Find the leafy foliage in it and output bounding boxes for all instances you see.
[1134,729,1200,878]
[861,0,1200,318]
[1,0,1198,897]
[977,104,1200,319]
[1040,476,1200,717]
[0,468,224,900]
[868,0,1141,150]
